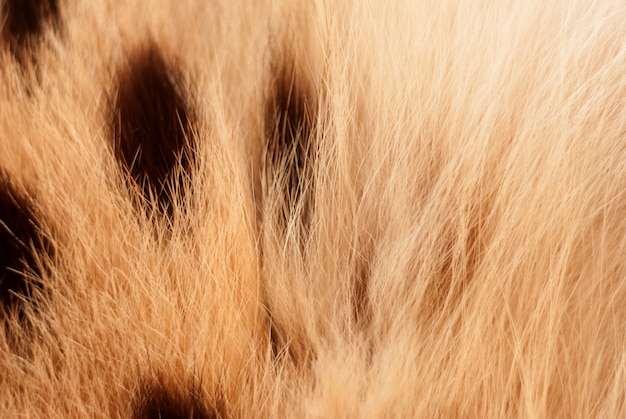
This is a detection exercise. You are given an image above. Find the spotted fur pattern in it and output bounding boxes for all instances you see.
[1,0,626,417]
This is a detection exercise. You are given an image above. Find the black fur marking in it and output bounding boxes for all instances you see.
[1,0,60,59]
[0,174,51,316]
[112,43,195,217]
[133,376,225,419]
[264,55,316,223]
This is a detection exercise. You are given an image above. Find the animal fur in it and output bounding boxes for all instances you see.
[0,0,625,417]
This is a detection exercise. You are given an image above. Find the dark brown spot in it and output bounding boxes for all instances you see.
[133,376,226,419]
[264,52,316,225]
[351,243,372,328]
[1,0,60,61]
[0,173,52,317]
[112,43,195,218]
[261,51,318,367]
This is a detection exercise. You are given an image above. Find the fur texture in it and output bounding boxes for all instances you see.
[1,0,625,417]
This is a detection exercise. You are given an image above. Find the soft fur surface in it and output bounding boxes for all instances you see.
[1,0,625,417]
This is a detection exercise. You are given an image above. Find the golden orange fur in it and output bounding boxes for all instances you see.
[0,0,625,417]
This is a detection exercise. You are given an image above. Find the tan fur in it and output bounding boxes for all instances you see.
[1,0,625,417]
